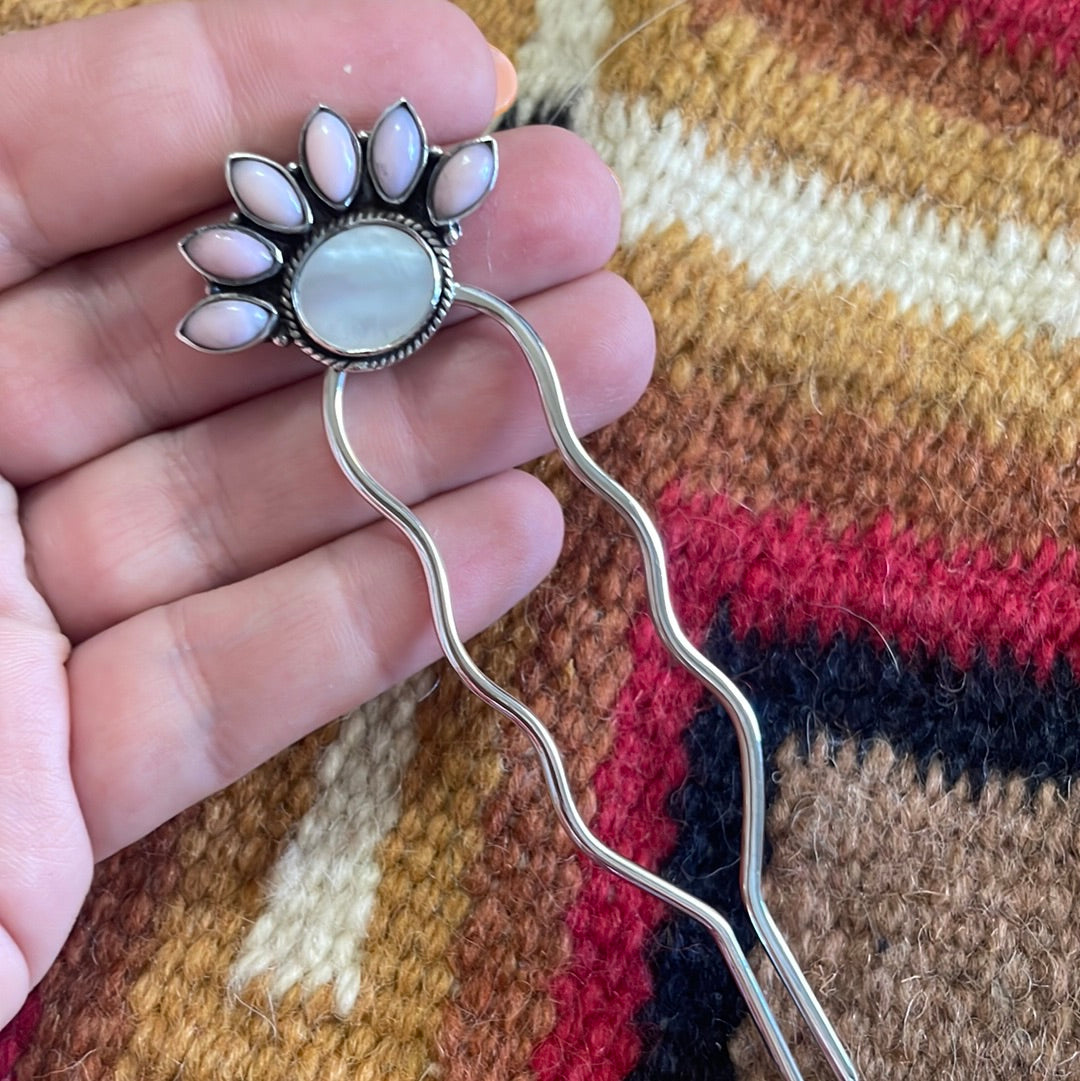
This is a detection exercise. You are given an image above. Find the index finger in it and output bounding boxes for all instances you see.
[0,0,497,290]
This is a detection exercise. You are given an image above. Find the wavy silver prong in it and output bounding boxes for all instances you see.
[323,366,805,1081]
[451,285,859,1081]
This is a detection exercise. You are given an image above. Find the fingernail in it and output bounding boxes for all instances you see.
[489,45,518,117]
[609,166,622,195]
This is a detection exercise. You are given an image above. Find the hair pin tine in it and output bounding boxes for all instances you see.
[176,100,857,1081]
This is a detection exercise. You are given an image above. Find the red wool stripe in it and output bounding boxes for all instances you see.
[530,507,723,1081]
[662,488,1080,680]
[0,993,39,1081]
[878,0,1080,68]
[533,481,1080,1079]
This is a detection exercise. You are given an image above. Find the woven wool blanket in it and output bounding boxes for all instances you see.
[5,0,1080,1078]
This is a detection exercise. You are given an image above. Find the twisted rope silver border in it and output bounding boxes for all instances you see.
[280,211,455,372]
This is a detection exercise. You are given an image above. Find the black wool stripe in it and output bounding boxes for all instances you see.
[628,611,1080,1079]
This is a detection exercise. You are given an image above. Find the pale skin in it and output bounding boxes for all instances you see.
[0,0,654,1028]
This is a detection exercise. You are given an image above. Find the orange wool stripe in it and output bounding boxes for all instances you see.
[693,0,1080,146]
[13,813,194,1081]
[619,227,1080,461]
[437,445,647,1081]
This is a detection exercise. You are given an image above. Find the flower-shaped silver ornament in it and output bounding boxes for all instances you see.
[177,100,496,370]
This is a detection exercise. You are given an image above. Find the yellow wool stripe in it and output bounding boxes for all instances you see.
[114,673,507,1081]
[596,0,1080,241]
[615,223,1080,460]
[115,729,337,1081]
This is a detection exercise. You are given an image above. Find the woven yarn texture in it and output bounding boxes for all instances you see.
[5,0,1080,1078]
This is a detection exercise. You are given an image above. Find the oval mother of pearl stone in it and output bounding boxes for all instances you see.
[292,223,441,356]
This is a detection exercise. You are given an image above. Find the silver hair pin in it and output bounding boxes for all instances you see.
[176,101,857,1081]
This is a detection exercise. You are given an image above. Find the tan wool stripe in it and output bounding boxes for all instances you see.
[728,736,1080,1078]
[113,727,334,1081]
[595,0,1080,241]
[615,225,1080,462]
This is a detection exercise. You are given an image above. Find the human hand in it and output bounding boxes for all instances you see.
[0,0,653,1028]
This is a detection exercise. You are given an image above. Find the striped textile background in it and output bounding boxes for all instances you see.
[5,0,1080,1078]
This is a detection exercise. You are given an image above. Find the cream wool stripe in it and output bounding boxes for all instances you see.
[228,672,427,1014]
[512,0,612,125]
[512,0,1080,346]
[570,90,1080,345]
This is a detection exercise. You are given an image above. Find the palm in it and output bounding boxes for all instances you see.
[0,0,652,1028]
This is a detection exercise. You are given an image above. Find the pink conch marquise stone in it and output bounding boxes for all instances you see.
[371,103,423,200]
[304,109,360,205]
[430,141,495,223]
[180,297,273,352]
[229,157,308,230]
[182,228,277,282]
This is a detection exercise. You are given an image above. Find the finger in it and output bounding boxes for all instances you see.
[68,469,562,858]
[0,479,91,1027]
[0,126,621,486]
[0,0,496,290]
[24,272,653,641]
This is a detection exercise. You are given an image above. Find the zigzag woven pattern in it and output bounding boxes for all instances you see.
[5,0,1080,1078]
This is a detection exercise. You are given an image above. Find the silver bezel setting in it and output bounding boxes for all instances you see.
[225,153,315,234]
[368,98,430,206]
[279,212,454,371]
[178,224,284,287]
[176,293,279,354]
[298,105,363,211]
[427,136,499,227]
